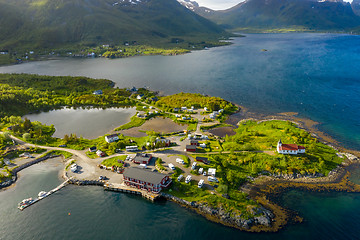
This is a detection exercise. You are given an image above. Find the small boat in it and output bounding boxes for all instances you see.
[18,198,34,210]
[38,191,47,199]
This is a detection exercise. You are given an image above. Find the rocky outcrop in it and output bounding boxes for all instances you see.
[160,193,274,230]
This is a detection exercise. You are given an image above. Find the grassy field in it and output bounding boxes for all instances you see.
[101,155,127,167]
[114,115,146,131]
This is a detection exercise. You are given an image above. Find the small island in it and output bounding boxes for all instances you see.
[0,73,359,232]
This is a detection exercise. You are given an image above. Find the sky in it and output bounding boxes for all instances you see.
[194,0,242,10]
[195,0,353,10]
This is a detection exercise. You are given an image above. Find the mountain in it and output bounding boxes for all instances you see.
[185,0,360,32]
[0,0,228,50]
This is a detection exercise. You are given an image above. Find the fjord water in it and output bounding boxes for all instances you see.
[1,33,360,239]
[2,159,360,240]
[1,33,359,150]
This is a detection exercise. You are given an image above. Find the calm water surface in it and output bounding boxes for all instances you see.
[23,107,136,139]
[1,33,359,149]
[1,33,360,239]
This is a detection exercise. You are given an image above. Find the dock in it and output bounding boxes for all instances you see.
[104,182,160,202]
[18,178,72,211]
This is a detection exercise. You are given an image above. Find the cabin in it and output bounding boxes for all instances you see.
[137,94,144,100]
[186,145,197,152]
[96,150,105,157]
[133,153,152,164]
[277,139,305,155]
[190,140,199,146]
[105,134,119,143]
[195,157,210,164]
[123,167,172,193]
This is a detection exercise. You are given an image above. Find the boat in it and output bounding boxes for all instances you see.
[18,198,34,210]
[38,191,47,199]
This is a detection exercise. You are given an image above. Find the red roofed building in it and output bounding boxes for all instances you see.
[277,139,305,155]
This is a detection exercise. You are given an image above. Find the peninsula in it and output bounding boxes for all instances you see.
[0,74,359,232]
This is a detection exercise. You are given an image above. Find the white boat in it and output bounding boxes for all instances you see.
[18,198,34,210]
[38,191,47,199]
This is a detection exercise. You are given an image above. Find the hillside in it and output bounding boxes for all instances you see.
[0,0,228,51]
[187,0,360,32]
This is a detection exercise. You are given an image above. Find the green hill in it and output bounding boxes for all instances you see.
[195,0,360,32]
[0,0,228,51]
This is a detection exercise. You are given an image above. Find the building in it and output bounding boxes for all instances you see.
[186,145,197,152]
[133,153,152,164]
[96,150,105,157]
[105,134,119,143]
[93,90,103,95]
[277,139,305,155]
[126,146,139,152]
[155,138,171,147]
[89,146,97,152]
[123,167,172,193]
[137,94,144,100]
[196,157,210,164]
[208,168,216,177]
[190,140,199,146]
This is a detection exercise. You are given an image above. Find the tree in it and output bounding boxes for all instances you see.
[23,133,31,141]
[23,118,31,130]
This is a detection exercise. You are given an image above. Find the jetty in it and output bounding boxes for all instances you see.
[104,182,160,202]
[18,178,72,211]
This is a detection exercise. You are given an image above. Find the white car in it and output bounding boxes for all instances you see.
[168,163,175,170]
[198,168,203,174]
[176,158,185,164]
[177,175,183,182]
[198,179,204,188]
[203,171,207,176]
[185,175,192,183]
[191,162,197,170]
[208,176,219,183]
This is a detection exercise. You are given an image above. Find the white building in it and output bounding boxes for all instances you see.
[277,139,305,155]
[105,134,119,143]
[208,168,216,177]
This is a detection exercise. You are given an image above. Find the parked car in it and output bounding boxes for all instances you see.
[177,175,183,182]
[203,171,207,176]
[198,168,203,174]
[198,179,204,188]
[185,175,192,183]
[208,176,219,183]
[176,158,185,164]
[168,163,175,170]
[191,162,197,170]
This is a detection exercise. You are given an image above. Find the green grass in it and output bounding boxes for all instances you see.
[46,150,73,159]
[187,122,198,132]
[101,155,127,167]
[115,115,146,130]
[86,151,98,159]
[65,159,76,170]
[156,158,167,172]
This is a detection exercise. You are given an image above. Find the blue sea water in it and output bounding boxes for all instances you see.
[1,33,360,239]
[0,33,359,150]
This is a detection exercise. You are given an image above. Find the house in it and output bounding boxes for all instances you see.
[208,168,216,177]
[186,145,197,152]
[277,139,305,155]
[130,87,138,92]
[174,108,179,112]
[93,90,103,95]
[137,94,144,100]
[105,134,119,143]
[196,157,210,164]
[133,153,152,164]
[150,97,158,102]
[204,107,209,111]
[190,140,199,146]
[89,146,97,152]
[181,107,187,111]
[126,146,139,152]
[123,167,172,193]
[155,138,171,147]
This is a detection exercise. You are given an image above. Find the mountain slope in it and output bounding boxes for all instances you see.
[0,0,227,50]
[192,0,360,31]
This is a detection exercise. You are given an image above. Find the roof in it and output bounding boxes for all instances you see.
[190,140,198,143]
[124,167,168,185]
[186,145,197,149]
[279,144,304,151]
[106,134,119,139]
[134,153,152,162]
[196,157,208,161]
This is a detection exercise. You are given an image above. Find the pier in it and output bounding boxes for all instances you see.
[104,182,160,202]
[18,178,72,211]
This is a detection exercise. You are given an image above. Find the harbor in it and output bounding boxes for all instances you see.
[18,178,72,211]
[104,182,160,202]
